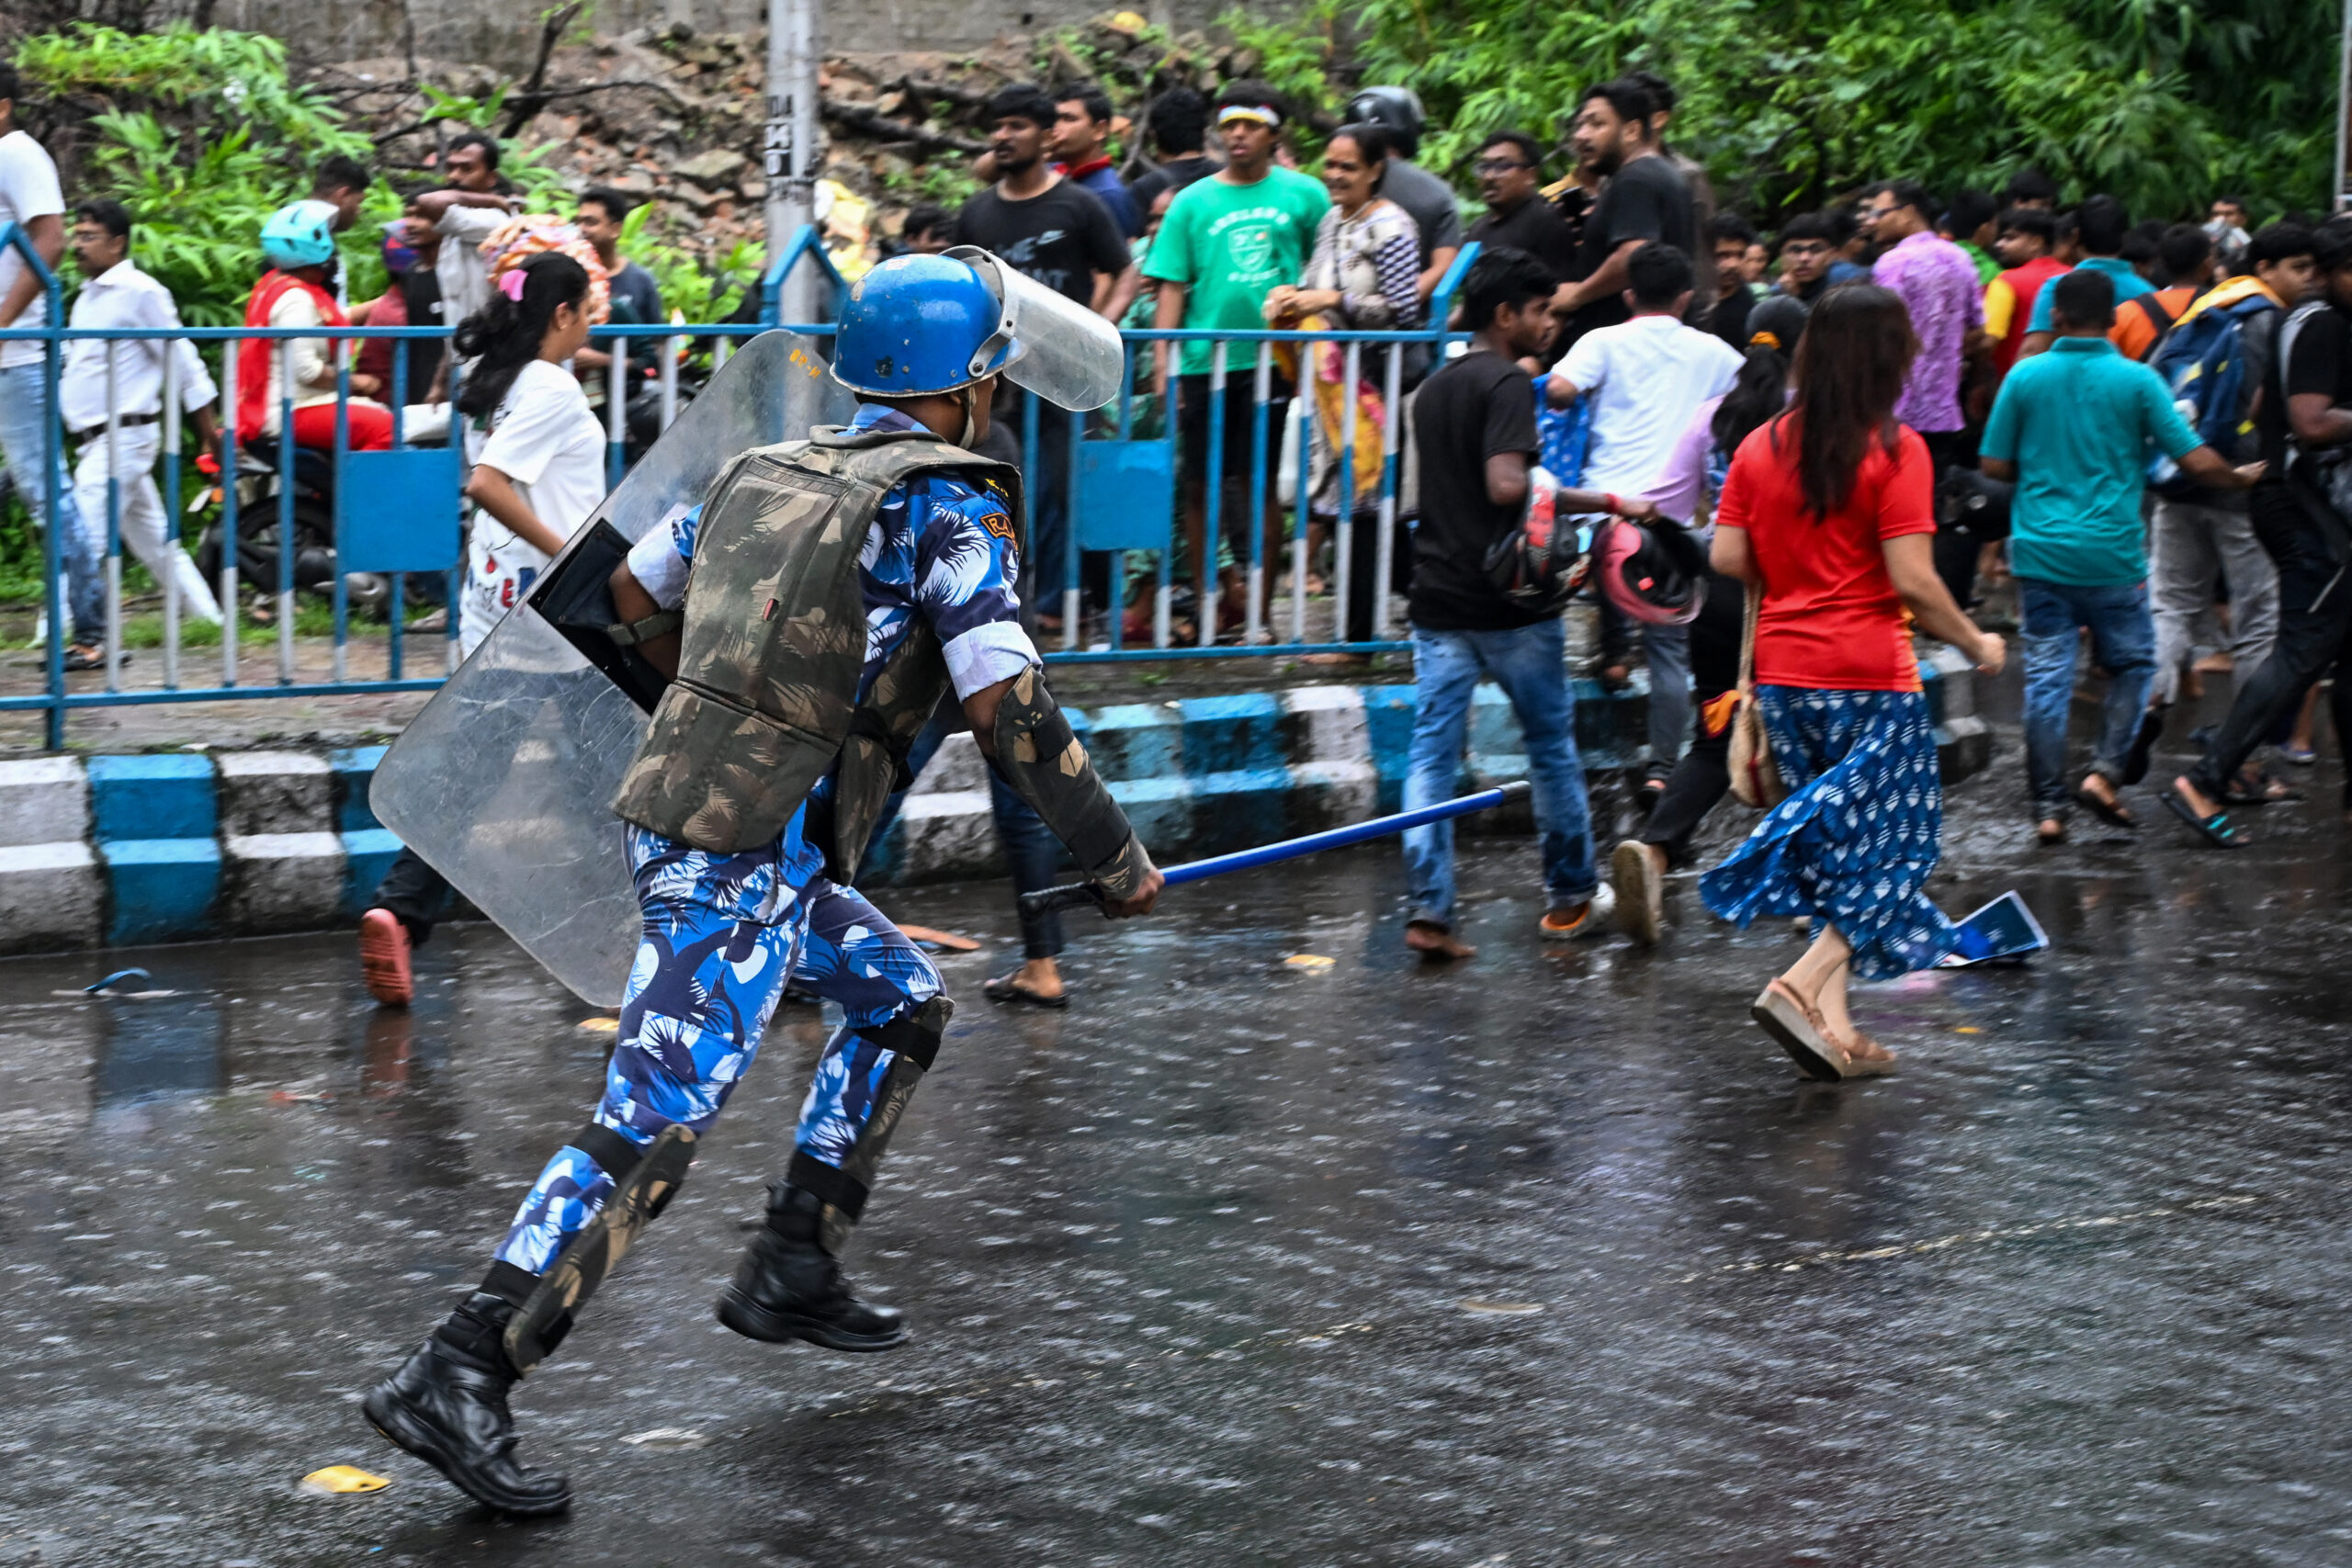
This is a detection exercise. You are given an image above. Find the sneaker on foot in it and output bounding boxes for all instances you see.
[358,908,414,1007]
[1539,883,1617,940]
[1611,840,1663,946]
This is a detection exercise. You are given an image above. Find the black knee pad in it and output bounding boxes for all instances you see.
[785,995,954,1221]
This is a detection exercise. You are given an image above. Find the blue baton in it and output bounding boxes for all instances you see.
[1019,781,1532,918]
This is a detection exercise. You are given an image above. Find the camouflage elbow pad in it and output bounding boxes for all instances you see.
[991,664,1155,898]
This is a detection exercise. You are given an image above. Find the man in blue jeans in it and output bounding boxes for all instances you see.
[0,70,104,667]
[1401,247,1647,956]
[1980,267,2259,841]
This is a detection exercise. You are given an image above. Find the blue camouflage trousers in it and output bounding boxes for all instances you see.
[494,812,943,1275]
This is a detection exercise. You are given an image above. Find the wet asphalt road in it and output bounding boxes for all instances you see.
[9,723,2352,1566]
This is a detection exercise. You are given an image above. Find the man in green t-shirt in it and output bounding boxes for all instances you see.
[1144,78,1329,631]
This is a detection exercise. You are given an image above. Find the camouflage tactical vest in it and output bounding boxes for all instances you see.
[611,426,1023,871]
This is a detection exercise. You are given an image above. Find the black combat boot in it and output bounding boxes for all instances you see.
[717,1182,908,1351]
[363,1291,572,1516]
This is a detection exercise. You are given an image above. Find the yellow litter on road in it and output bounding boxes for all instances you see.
[1284,954,1337,970]
[578,1016,620,1033]
[301,1465,390,1495]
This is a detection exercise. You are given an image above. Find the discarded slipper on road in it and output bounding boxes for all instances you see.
[2160,784,2240,848]
[1749,978,1851,1081]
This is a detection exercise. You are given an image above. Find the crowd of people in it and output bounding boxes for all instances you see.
[0,60,663,667]
[864,64,2351,1077]
[8,48,2352,1071]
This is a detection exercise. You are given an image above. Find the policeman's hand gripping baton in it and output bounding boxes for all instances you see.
[1020,781,1532,919]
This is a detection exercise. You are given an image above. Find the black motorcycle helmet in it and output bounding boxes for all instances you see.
[1343,85,1425,159]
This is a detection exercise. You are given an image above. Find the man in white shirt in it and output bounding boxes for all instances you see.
[62,198,223,623]
[0,63,106,664]
[1546,240,1741,793]
[411,131,517,339]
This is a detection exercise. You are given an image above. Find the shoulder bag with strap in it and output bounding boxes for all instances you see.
[1726,585,1786,809]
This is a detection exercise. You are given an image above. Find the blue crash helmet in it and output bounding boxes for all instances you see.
[831,247,1122,412]
[261,200,341,270]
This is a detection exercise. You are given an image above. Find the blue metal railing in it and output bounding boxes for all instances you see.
[0,223,1478,747]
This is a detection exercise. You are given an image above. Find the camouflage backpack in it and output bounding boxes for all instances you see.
[611,425,1022,872]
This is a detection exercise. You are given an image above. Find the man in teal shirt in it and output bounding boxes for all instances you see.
[1146,78,1329,630]
[2018,194,2154,358]
[1982,267,2256,840]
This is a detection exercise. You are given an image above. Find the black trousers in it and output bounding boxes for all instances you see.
[2189,487,2352,806]
[371,846,453,946]
[1920,428,1984,610]
[1639,568,1744,863]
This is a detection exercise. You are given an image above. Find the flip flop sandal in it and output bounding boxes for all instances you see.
[2160,785,2241,848]
[2225,768,2301,805]
[983,974,1070,1010]
[1750,978,1851,1081]
[2074,783,2136,829]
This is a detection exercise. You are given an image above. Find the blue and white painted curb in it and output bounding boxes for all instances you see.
[0,657,1981,956]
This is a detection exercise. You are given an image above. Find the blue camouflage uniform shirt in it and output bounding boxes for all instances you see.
[623,402,1039,834]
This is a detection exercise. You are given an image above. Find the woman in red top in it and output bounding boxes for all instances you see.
[1701,287,2006,1079]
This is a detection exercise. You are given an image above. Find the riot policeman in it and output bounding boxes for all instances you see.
[362,250,1162,1515]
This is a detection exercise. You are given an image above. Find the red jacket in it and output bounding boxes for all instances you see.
[236,269,345,443]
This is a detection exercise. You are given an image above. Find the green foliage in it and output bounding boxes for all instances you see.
[17,22,766,333]
[880,160,981,213]
[616,200,759,322]
[1331,0,2335,224]
[22,23,393,324]
[1219,0,1340,120]
[416,81,514,132]
[17,24,365,155]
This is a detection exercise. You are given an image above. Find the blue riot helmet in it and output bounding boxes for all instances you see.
[830,247,1122,412]
[831,253,1009,397]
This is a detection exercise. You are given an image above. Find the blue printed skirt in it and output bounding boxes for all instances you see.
[1700,685,1959,980]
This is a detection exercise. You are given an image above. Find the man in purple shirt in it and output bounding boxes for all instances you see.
[1867,179,1984,456]
[1869,178,1987,608]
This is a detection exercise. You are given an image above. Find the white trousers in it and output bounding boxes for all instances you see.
[72,423,223,625]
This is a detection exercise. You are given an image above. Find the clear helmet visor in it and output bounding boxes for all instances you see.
[946,244,1125,412]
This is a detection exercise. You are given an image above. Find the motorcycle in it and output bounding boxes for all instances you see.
[187,414,452,619]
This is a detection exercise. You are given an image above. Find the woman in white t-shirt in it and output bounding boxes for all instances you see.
[453,252,606,656]
[356,252,605,1011]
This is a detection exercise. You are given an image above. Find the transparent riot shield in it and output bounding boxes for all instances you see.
[945,245,1124,411]
[371,332,858,1005]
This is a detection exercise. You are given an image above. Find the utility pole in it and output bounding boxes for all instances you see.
[2338,0,2352,211]
[763,0,821,322]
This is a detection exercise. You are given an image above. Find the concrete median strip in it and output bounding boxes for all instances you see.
[0,658,1983,956]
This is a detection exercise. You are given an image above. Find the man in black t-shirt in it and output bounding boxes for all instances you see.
[1125,86,1220,219]
[1550,78,1694,350]
[1465,130,1577,285]
[1708,211,1760,350]
[956,83,1138,630]
[2171,217,2352,842]
[1404,246,1658,957]
[955,85,1136,311]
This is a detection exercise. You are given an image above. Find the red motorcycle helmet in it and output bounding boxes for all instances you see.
[1591,516,1705,626]
[1482,466,1592,615]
